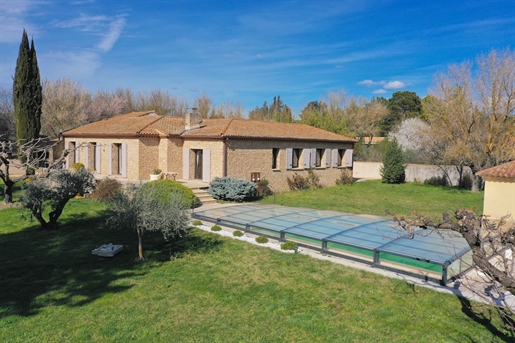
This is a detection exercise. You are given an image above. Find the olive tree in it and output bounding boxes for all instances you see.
[21,168,95,229]
[106,182,190,260]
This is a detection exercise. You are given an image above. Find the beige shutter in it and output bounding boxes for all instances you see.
[202,149,211,182]
[182,148,189,180]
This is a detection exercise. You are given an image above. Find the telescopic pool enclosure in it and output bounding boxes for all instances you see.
[192,204,473,284]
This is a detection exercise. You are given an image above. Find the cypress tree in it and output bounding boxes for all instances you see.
[380,138,406,184]
[13,29,42,145]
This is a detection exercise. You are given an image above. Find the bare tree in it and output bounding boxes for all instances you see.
[393,209,515,332]
[194,91,213,119]
[88,90,126,121]
[210,100,244,119]
[424,48,515,191]
[0,87,15,141]
[41,78,92,137]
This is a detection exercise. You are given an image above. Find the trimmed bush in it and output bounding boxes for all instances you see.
[192,219,202,226]
[211,225,222,231]
[233,230,244,237]
[91,178,122,202]
[208,177,257,202]
[281,241,298,251]
[140,179,197,208]
[255,235,269,244]
[336,169,353,185]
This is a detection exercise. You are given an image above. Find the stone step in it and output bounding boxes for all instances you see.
[190,188,217,205]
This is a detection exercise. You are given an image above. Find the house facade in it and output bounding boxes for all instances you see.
[62,111,355,192]
[477,161,515,221]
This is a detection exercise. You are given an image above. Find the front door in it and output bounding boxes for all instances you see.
[194,150,203,179]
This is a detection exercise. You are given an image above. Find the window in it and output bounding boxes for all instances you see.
[292,149,301,169]
[315,149,324,167]
[272,148,280,169]
[337,149,345,167]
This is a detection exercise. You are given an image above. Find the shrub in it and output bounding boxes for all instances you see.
[140,179,197,208]
[281,241,298,251]
[192,219,202,226]
[259,178,273,197]
[424,175,448,186]
[71,162,85,171]
[336,169,353,185]
[233,230,244,237]
[286,172,309,191]
[91,178,122,201]
[460,174,473,189]
[380,139,406,184]
[211,225,222,231]
[208,177,258,202]
[152,169,162,175]
[255,235,269,244]
[307,169,322,189]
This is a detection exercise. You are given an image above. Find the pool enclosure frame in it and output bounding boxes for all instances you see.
[192,204,473,284]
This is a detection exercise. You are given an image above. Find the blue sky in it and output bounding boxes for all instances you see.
[0,0,514,115]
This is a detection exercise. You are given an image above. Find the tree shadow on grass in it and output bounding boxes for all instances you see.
[0,206,223,318]
[457,296,514,342]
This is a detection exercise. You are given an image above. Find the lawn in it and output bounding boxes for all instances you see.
[1,182,510,342]
[258,179,484,218]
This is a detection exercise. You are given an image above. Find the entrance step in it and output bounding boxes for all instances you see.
[191,187,217,206]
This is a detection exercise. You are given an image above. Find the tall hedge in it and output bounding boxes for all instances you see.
[380,139,406,184]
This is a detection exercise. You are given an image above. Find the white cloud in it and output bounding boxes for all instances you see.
[358,79,382,86]
[97,17,126,52]
[383,81,405,89]
[373,89,387,94]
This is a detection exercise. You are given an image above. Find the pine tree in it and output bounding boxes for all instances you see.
[13,29,42,145]
[380,138,406,184]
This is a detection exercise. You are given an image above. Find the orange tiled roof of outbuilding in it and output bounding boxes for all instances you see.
[477,161,515,179]
[62,111,356,143]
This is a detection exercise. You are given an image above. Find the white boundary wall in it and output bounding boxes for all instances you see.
[353,162,472,186]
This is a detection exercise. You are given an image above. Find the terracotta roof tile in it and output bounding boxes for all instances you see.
[477,161,515,179]
[63,112,355,143]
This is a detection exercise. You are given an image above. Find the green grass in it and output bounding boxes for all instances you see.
[258,180,484,218]
[0,196,511,342]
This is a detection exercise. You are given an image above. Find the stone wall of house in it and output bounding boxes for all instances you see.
[182,140,224,180]
[64,137,149,180]
[226,139,354,192]
[138,137,160,178]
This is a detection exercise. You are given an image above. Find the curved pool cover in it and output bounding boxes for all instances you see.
[192,204,473,284]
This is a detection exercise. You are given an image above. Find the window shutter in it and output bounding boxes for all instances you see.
[345,149,354,167]
[121,143,128,177]
[310,148,316,168]
[325,148,331,168]
[84,146,89,170]
[183,148,190,180]
[332,149,338,168]
[303,149,310,169]
[202,149,211,182]
[95,144,101,173]
[108,144,112,175]
[286,148,293,170]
